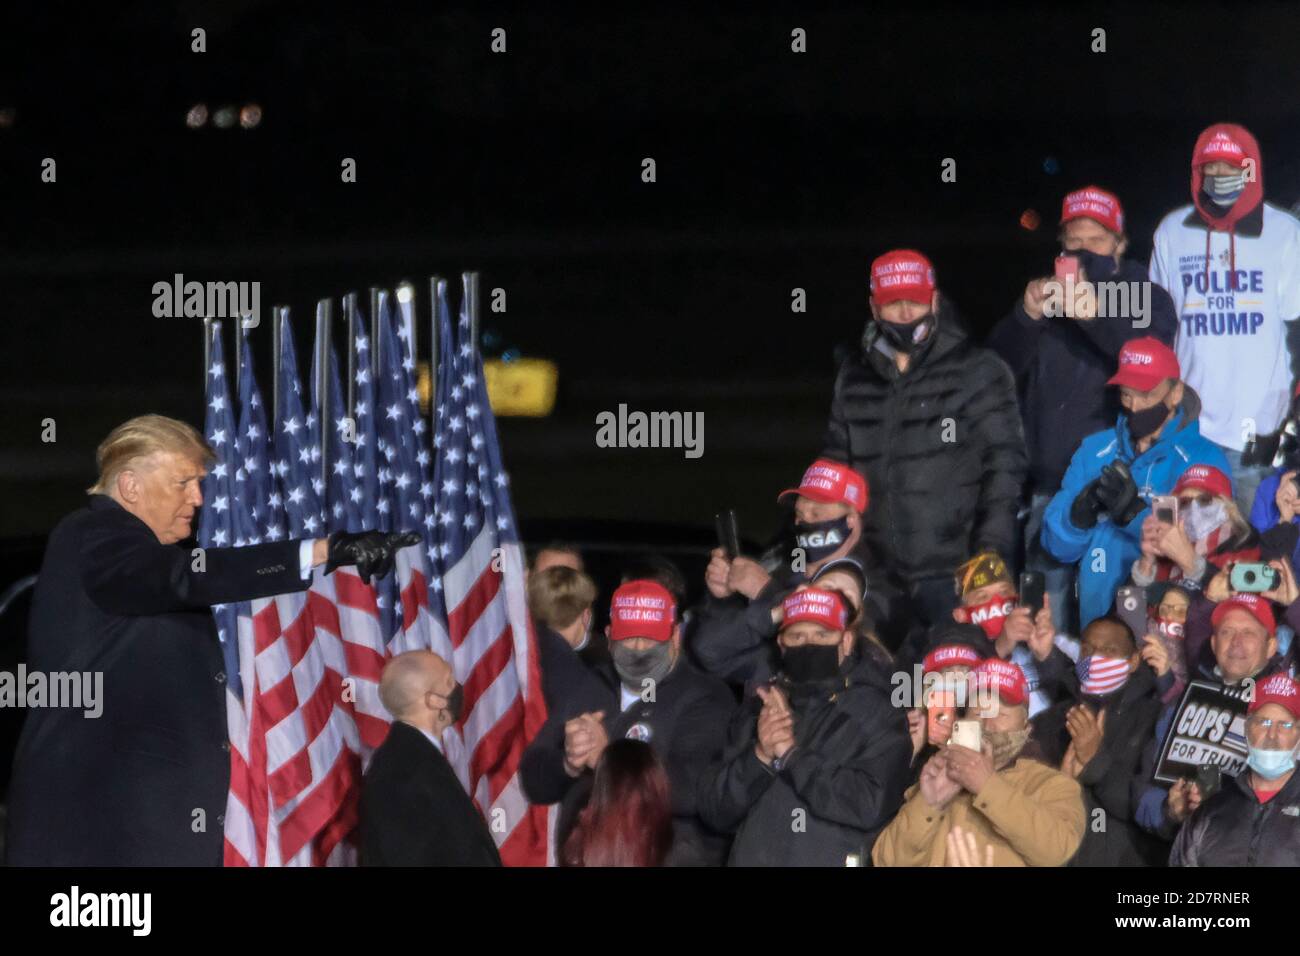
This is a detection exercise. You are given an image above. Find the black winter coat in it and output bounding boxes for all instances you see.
[360,721,502,867]
[698,662,912,866]
[535,623,609,720]
[1034,665,1168,866]
[519,657,735,866]
[986,257,1178,493]
[6,495,310,866]
[821,306,1027,585]
[1171,763,1300,867]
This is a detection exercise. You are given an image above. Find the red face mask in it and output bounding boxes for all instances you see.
[1156,617,1185,641]
[965,596,1016,639]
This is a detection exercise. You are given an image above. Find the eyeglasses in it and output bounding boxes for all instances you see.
[1177,495,1213,509]
[1247,716,1298,733]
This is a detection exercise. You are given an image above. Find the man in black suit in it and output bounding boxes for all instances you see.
[5,414,415,866]
[360,650,501,867]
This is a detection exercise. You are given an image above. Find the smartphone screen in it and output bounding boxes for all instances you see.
[1054,255,1080,283]
[1019,571,1045,615]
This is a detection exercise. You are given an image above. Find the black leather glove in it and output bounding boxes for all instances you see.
[326,530,421,584]
[1070,478,1104,530]
[1095,462,1143,526]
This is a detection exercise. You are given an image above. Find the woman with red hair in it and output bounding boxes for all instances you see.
[561,739,673,867]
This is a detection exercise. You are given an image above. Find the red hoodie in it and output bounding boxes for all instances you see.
[1190,122,1264,285]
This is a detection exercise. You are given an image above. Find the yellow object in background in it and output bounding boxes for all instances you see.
[417,357,557,417]
[484,358,558,417]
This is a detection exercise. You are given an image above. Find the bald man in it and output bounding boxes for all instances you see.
[360,651,502,867]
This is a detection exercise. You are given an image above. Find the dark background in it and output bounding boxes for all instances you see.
[3,0,1300,547]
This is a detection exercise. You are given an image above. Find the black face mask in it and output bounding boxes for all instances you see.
[1127,401,1173,445]
[781,644,842,683]
[795,515,852,563]
[442,683,464,723]
[1064,247,1119,282]
[875,313,935,354]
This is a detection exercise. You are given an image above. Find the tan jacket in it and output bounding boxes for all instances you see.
[872,757,1085,867]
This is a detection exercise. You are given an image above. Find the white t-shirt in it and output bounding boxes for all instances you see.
[1149,201,1300,450]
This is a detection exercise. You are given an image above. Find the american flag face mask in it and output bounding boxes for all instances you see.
[1076,654,1132,696]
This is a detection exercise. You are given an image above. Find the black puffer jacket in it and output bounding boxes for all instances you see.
[698,657,912,866]
[821,304,1027,585]
[1170,764,1300,866]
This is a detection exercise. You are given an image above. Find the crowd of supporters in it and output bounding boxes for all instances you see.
[519,121,1300,867]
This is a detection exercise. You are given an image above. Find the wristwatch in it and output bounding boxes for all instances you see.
[771,748,795,772]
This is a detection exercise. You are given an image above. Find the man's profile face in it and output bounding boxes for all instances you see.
[128,452,205,544]
[1061,217,1122,258]
[1118,378,1178,414]
[793,496,852,525]
[871,296,935,324]
[1211,609,1275,685]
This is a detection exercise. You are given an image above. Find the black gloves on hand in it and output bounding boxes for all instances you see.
[325,530,421,584]
[1071,462,1144,530]
[1095,461,1144,525]
[1070,478,1104,530]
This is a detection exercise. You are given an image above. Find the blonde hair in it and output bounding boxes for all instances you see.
[528,566,597,630]
[87,414,215,495]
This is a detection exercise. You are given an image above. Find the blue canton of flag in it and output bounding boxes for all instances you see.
[274,312,324,540]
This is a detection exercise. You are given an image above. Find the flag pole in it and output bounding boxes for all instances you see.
[369,287,381,378]
[344,291,357,420]
[272,306,284,426]
[429,275,443,430]
[203,317,213,390]
[463,270,480,351]
[316,297,331,497]
[398,280,416,371]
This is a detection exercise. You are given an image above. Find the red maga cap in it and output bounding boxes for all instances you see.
[1211,593,1277,637]
[780,587,848,632]
[1060,185,1124,235]
[1173,464,1233,500]
[1107,337,1181,391]
[777,458,868,513]
[971,658,1029,707]
[609,579,676,643]
[1249,674,1300,718]
[922,643,983,676]
[869,249,936,306]
[1196,129,1249,168]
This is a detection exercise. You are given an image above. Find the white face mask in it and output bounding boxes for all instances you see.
[1183,499,1228,543]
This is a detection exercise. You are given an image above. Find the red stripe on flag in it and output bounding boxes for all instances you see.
[276,746,360,862]
[448,565,501,649]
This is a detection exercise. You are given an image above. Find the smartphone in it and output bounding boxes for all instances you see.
[1115,585,1148,642]
[1152,495,1179,526]
[1054,254,1080,283]
[949,719,982,753]
[1229,562,1281,593]
[926,689,957,746]
[714,509,740,560]
[1019,571,1045,615]
[1194,763,1222,802]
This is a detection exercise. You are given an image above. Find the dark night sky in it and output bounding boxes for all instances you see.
[3,0,1300,541]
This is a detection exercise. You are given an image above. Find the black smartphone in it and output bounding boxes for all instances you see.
[1018,571,1045,615]
[714,509,740,559]
[1194,763,1222,801]
[1115,585,1148,641]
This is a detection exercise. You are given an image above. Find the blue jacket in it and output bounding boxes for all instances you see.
[1249,469,1300,577]
[1041,393,1230,628]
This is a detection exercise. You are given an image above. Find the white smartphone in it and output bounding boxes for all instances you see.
[949,719,982,753]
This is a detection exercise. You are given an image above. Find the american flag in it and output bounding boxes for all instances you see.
[1076,654,1131,696]
[425,276,549,864]
[204,280,548,866]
